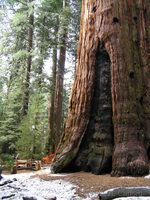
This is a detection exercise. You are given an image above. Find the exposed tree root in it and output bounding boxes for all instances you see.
[99,187,150,200]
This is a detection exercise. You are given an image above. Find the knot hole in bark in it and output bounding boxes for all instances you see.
[113,17,119,24]
[129,71,134,79]
[91,6,97,13]
[90,18,94,25]
[133,16,138,23]
[140,96,143,105]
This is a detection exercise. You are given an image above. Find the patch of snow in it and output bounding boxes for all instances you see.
[101,187,117,194]
[37,167,69,177]
[145,174,150,178]
[35,167,51,176]
[120,177,135,179]
[85,192,99,200]
[1,169,79,200]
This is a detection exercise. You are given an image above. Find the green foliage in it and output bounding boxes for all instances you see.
[0,81,4,119]
[17,92,48,160]
[0,0,81,163]
[12,49,28,60]
[0,78,23,155]
[68,0,82,64]
[12,12,27,26]
[0,153,14,170]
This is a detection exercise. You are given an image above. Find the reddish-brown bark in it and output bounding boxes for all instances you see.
[51,0,150,176]
[53,0,68,146]
[47,17,59,154]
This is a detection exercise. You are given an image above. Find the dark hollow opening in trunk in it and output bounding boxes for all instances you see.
[147,146,150,161]
[129,71,134,79]
[63,41,114,174]
[113,17,119,23]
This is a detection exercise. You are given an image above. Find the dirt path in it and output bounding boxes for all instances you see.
[40,172,150,199]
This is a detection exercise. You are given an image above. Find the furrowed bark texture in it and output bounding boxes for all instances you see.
[47,17,59,154]
[53,0,68,146]
[47,48,57,153]
[51,0,150,176]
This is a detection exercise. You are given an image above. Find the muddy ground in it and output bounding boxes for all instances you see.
[40,172,150,199]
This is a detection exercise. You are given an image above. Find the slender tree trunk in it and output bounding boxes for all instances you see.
[37,17,46,88]
[37,53,43,88]
[51,0,150,176]
[47,17,59,154]
[22,11,34,116]
[53,0,68,146]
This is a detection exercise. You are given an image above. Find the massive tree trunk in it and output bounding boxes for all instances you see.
[51,0,150,176]
[22,11,34,116]
[53,0,68,146]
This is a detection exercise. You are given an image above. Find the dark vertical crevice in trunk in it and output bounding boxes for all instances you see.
[147,146,150,162]
[63,41,114,174]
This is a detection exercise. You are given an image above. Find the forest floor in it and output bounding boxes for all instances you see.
[41,171,150,199]
[1,167,150,200]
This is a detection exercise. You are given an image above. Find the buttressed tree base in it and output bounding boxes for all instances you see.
[51,0,150,176]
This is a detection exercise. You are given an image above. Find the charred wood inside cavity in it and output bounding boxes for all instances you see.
[147,146,150,161]
[64,41,114,174]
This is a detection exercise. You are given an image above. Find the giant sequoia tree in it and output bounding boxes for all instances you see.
[51,0,150,176]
